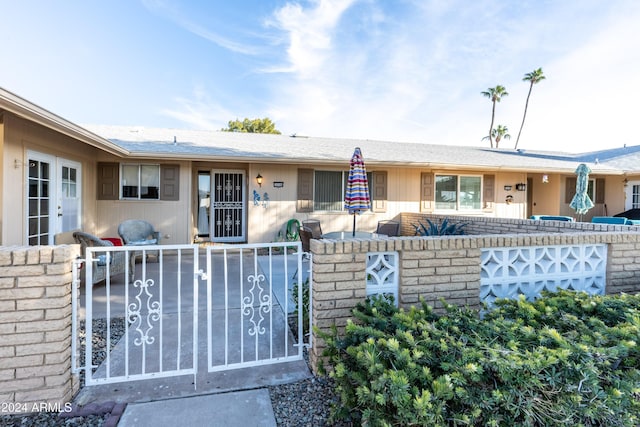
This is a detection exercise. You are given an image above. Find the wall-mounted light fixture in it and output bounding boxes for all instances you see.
[542,174,549,184]
[256,173,263,187]
[503,185,512,191]
[515,183,527,191]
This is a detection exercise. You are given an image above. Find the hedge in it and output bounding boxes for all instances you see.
[320,290,640,426]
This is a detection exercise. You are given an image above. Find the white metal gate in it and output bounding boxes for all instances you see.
[206,243,306,372]
[73,241,309,386]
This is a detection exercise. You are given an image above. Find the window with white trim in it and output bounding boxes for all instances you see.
[435,175,482,211]
[121,164,160,200]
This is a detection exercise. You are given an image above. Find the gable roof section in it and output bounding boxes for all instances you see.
[86,125,635,175]
[0,87,127,156]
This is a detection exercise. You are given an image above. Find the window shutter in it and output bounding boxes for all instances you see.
[420,172,434,212]
[595,178,605,203]
[371,171,387,212]
[160,164,180,201]
[565,177,577,203]
[483,174,495,203]
[297,169,314,212]
[97,162,119,200]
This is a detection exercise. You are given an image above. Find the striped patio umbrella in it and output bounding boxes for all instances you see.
[570,163,595,217]
[344,147,371,236]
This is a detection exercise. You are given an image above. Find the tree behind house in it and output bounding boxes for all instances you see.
[481,85,508,148]
[482,124,511,148]
[222,117,282,134]
[514,68,545,150]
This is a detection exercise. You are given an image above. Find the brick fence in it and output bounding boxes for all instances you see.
[400,212,640,235]
[0,245,79,414]
[3,217,640,400]
[308,217,640,371]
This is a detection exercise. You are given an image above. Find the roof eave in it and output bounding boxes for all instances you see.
[120,150,623,175]
[0,87,129,157]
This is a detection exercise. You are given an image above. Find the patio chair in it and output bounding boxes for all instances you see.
[302,219,323,239]
[376,220,400,236]
[73,231,126,285]
[293,225,314,281]
[118,220,162,279]
[299,225,313,253]
[54,229,80,244]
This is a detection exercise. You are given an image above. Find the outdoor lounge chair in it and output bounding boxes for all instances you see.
[73,231,126,285]
[376,220,400,236]
[118,220,162,279]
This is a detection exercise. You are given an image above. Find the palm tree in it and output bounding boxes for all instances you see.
[481,85,508,148]
[514,68,545,150]
[482,125,511,148]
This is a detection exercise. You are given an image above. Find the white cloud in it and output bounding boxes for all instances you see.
[155,0,640,153]
[267,0,358,76]
[141,0,260,55]
[161,87,232,130]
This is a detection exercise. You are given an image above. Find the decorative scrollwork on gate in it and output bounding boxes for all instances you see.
[242,273,270,336]
[128,278,161,346]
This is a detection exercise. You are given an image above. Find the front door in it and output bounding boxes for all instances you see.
[625,181,640,211]
[211,170,246,242]
[26,152,81,245]
[57,159,82,233]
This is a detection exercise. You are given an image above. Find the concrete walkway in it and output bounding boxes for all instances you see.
[119,389,277,427]
[73,248,311,426]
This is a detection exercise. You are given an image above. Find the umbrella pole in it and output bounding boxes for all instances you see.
[353,215,356,237]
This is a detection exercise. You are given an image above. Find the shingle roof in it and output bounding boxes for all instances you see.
[87,125,639,175]
[5,86,636,175]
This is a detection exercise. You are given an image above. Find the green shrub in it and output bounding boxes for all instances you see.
[413,217,467,236]
[291,277,310,341]
[320,291,640,426]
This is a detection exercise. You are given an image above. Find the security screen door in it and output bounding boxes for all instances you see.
[210,170,246,242]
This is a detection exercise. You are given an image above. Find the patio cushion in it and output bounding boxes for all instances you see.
[127,239,158,245]
[592,216,630,225]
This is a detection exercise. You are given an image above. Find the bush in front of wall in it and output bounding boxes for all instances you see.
[413,217,467,236]
[319,291,640,426]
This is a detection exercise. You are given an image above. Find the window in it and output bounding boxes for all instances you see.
[121,164,160,200]
[313,170,373,212]
[197,171,211,237]
[587,179,595,202]
[632,184,640,209]
[435,175,481,211]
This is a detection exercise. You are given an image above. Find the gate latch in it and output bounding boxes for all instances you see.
[196,269,208,280]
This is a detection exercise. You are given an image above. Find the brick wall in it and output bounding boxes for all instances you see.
[0,245,79,414]
[399,213,640,236]
[309,230,640,371]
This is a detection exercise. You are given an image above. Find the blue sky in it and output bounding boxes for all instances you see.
[1,0,639,153]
